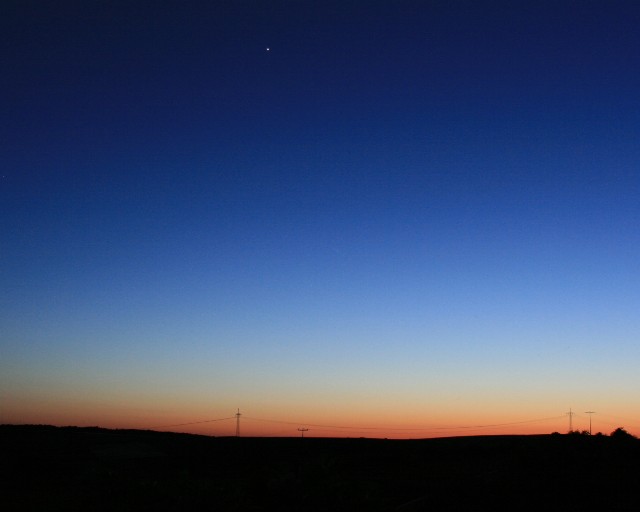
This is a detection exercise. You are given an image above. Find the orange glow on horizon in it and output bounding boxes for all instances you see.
[4,393,638,440]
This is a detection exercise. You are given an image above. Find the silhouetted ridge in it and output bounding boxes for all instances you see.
[2,424,639,510]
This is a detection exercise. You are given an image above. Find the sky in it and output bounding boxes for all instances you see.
[1,0,639,438]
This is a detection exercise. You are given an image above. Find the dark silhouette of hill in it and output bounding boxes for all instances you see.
[2,424,639,511]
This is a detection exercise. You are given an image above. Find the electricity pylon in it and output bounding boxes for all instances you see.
[584,411,596,435]
[567,408,574,432]
[297,428,309,438]
[235,408,241,437]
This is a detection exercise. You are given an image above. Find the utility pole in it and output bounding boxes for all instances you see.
[567,408,574,432]
[297,428,309,438]
[585,411,596,435]
[235,408,241,437]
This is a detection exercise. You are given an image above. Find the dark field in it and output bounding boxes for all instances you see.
[2,425,639,511]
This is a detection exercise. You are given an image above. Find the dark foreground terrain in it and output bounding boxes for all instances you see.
[2,425,639,511]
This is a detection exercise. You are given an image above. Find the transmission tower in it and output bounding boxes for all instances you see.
[566,408,574,432]
[297,428,309,438]
[584,411,596,435]
[235,408,241,437]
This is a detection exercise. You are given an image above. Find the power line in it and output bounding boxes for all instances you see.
[589,415,640,431]
[243,415,565,433]
[148,411,636,437]
[433,416,566,431]
[149,412,565,435]
[150,416,235,429]
[597,413,640,426]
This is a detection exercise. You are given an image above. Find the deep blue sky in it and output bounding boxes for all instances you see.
[2,1,639,435]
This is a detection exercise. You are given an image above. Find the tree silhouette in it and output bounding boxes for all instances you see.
[610,427,637,440]
[568,430,590,436]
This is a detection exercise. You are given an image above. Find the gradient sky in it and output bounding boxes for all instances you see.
[2,1,639,438]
